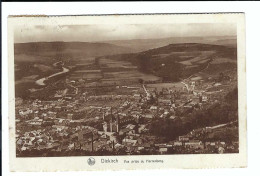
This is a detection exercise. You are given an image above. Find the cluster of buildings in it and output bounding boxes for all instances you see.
[15,68,238,156]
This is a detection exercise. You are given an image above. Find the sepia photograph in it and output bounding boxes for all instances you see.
[8,14,247,171]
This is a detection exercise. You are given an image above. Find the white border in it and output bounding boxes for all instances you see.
[2,1,260,176]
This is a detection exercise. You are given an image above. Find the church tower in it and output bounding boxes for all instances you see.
[103,122,107,132]
[116,115,120,133]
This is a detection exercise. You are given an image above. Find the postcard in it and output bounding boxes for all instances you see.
[8,13,247,171]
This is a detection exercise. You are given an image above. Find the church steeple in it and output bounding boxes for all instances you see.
[116,115,120,133]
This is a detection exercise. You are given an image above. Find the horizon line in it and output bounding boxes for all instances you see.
[14,35,237,44]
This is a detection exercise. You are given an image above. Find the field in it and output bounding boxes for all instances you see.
[96,58,160,84]
[14,41,237,99]
[203,63,237,75]
[146,82,184,91]
[100,58,137,69]
[103,43,237,82]
[15,75,39,85]
[68,43,237,86]
[14,41,133,82]
[211,57,237,64]
[190,76,203,81]
[70,73,102,80]
[103,71,160,83]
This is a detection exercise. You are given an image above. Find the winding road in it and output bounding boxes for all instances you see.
[181,57,216,92]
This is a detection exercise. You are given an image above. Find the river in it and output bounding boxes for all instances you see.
[35,67,69,86]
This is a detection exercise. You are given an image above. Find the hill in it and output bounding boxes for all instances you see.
[14,41,134,62]
[14,42,237,98]
[14,41,134,98]
[102,43,237,82]
[104,36,237,52]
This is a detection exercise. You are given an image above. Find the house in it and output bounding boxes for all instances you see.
[77,129,98,143]
[133,94,141,100]
[19,109,33,116]
[158,98,171,106]
[218,146,225,154]
[159,147,168,154]
[27,121,42,126]
[125,124,137,134]
[119,128,130,136]
[202,96,208,102]
[67,113,73,119]
[137,146,145,151]
[179,136,189,142]
[119,116,135,126]
[215,141,226,148]
[108,132,118,143]
[122,138,137,146]
[210,142,216,147]
[26,118,43,126]
[138,125,147,134]
[169,116,176,120]
[173,141,183,147]
[150,106,158,110]
[144,114,153,119]
[185,140,204,149]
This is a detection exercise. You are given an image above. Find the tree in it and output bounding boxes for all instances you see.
[138,78,144,84]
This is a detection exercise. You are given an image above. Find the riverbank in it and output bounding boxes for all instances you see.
[35,66,69,86]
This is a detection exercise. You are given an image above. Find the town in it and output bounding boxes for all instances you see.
[15,59,239,157]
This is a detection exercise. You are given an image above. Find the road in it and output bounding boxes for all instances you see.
[209,120,238,130]
[68,83,78,94]
[180,57,216,92]
[142,84,150,98]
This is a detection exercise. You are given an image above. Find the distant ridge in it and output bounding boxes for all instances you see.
[102,36,237,52]
[14,41,135,58]
[103,42,237,82]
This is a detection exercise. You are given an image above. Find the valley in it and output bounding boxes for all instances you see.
[14,38,239,156]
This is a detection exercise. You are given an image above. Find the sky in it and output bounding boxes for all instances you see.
[14,23,237,43]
